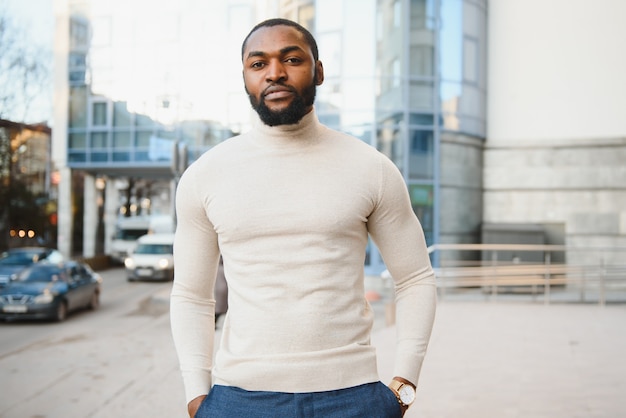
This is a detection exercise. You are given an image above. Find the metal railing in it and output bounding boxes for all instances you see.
[428,244,626,305]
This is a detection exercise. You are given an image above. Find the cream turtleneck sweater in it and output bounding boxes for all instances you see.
[170,109,436,403]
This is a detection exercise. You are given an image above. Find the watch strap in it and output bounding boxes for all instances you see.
[391,376,416,390]
[389,376,416,409]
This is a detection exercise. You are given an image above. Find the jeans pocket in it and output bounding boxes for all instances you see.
[376,381,403,418]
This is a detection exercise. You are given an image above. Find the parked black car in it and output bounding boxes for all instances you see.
[0,247,64,287]
[0,261,102,322]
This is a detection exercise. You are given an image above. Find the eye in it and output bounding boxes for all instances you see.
[250,61,265,69]
[285,57,302,64]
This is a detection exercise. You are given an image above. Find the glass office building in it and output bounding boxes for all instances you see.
[277,0,487,270]
[54,0,487,270]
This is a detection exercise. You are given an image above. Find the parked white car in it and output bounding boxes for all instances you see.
[124,234,174,281]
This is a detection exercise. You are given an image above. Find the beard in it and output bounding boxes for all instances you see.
[246,79,317,127]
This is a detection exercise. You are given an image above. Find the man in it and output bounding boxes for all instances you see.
[214,256,228,328]
[171,18,437,418]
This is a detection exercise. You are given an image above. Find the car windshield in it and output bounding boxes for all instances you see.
[134,244,173,255]
[0,250,45,266]
[17,265,64,282]
[115,229,149,240]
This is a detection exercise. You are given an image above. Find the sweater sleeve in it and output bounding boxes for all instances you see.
[366,155,437,386]
[170,168,221,403]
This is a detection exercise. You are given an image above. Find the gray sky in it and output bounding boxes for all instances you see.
[2,0,54,123]
[4,0,54,48]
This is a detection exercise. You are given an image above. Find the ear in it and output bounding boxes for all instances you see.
[315,60,324,86]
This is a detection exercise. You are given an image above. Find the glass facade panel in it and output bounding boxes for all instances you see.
[134,151,150,162]
[438,0,487,137]
[69,86,87,128]
[68,52,85,66]
[112,152,131,162]
[376,85,403,113]
[463,37,478,82]
[135,131,152,147]
[91,151,108,162]
[440,0,463,83]
[317,32,342,80]
[68,133,86,149]
[377,121,404,172]
[113,101,131,127]
[156,130,176,140]
[92,102,108,126]
[409,184,434,245]
[409,0,436,78]
[409,80,435,110]
[68,152,86,163]
[410,113,434,126]
[409,45,434,77]
[112,131,131,147]
[90,132,108,148]
[408,129,433,180]
[298,3,315,30]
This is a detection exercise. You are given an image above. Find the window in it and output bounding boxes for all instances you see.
[392,59,401,88]
[113,132,131,147]
[409,184,434,244]
[69,86,87,128]
[92,102,108,126]
[69,133,87,149]
[298,3,315,31]
[408,129,434,180]
[394,0,402,27]
[463,37,478,83]
[90,132,108,148]
[113,102,131,127]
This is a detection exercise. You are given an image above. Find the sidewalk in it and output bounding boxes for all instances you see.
[379,301,626,418]
[155,284,626,418]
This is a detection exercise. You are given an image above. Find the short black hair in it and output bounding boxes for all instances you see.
[241,18,319,62]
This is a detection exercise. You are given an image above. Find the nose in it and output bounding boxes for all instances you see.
[266,59,287,82]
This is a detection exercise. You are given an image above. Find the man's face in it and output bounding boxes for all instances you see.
[242,25,324,126]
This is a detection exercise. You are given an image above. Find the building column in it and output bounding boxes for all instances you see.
[170,178,177,229]
[104,179,118,255]
[57,166,73,258]
[83,174,97,258]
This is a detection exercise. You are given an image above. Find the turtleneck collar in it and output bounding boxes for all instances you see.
[250,107,323,148]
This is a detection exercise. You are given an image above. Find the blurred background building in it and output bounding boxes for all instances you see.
[0,120,57,249]
[49,0,625,272]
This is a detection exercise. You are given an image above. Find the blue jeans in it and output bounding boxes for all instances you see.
[195,381,403,418]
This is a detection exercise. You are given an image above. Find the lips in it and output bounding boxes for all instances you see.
[263,85,294,101]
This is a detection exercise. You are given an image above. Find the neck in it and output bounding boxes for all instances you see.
[251,108,322,147]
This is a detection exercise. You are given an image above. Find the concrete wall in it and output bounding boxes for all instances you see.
[439,132,483,261]
[484,138,626,251]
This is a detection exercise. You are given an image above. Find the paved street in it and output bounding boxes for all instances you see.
[0,268,181,418]
[1,268,625,417]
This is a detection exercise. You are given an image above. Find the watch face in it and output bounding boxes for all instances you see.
[399,385,416,404]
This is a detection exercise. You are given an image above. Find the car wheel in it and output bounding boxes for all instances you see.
[88,291,100,310]
[55,302,68,322]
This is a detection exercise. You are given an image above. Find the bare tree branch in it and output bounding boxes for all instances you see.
[0,9,52,123]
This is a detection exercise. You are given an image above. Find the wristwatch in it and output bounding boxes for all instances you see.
[389,376,416,411]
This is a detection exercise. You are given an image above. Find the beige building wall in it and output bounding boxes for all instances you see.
[485,0,626,256]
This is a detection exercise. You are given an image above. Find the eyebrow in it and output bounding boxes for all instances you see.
[246,45,306,60]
